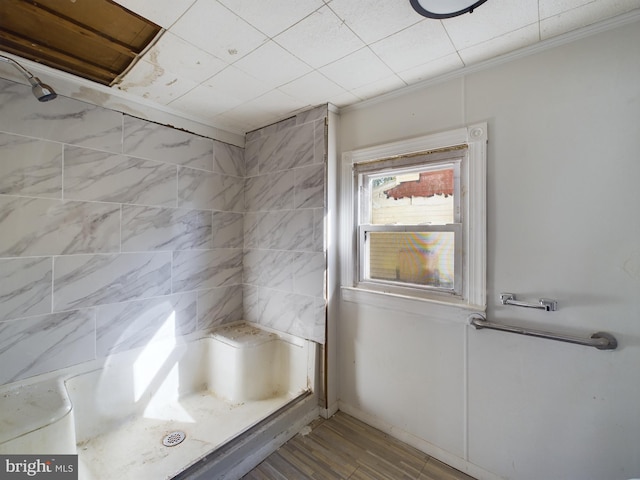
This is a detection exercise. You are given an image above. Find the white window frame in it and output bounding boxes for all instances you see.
[340,124,487,311]
[356,152,464,298]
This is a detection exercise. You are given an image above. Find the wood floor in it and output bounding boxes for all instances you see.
[242,412,476,480]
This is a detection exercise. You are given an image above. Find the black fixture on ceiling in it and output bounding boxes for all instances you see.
[409,0,488,19]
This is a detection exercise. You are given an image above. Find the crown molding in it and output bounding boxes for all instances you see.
[339,9,640,115]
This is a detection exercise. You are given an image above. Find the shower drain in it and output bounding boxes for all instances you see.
[162,431,186,447]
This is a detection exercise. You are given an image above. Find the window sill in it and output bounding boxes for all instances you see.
[340,286,484,321]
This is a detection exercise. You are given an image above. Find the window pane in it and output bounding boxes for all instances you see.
[370,167,455,225]
[367,231,455,289]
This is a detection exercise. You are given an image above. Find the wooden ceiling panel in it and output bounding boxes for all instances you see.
[0,0,162,86]
[33,0,160,51]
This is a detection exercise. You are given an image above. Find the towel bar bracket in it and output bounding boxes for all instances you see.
[500,293,558,312]
[590,332,618,351]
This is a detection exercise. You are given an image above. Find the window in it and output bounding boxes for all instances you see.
[341,124,487,309]
[357,151,463,297]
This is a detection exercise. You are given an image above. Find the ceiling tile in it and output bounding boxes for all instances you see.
[275,5,365,68]
[327,90,363,108]
[539,0,599,19]
[220,90,310,130]
[168,84,244,118]
[328,0,423,44]
[112,0,196,28]
[350,75,407,101]
[319,47,395,91]
[170,0,268,63]
[143,32,228,84]
[278,71,348,105]
[41,0,638,135]
[204,66,273,104]
[442,0,539,51]
[540,0,640,39]
[458,23,540,65]
[233,41,313,89]
[218,0,324,37]
[396,53,464,85]
[370,21,455,72]
[211,113,262,134]
[117,59,198,104]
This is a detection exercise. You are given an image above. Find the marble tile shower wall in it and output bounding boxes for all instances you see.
[243,105,327,344]
[0,79,244,386]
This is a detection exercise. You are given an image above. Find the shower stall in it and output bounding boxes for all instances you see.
[1,323,317,479]
[0,73,329,479]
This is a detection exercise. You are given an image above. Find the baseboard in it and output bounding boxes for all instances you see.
[320,400,339,419]
[337,402,502,480]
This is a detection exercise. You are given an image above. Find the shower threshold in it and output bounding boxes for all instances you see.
[172,390,315,480]
[77,390,309,480]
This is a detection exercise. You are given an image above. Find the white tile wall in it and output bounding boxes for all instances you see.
[0,257,52,322]
[243,107,327,343]
[197,285,243,331]
[172,249,243,292]
[0,78,327,386]
[177,167,244,211]
[121,205,212,252]
[0,79,245,386]
[244,170,294,211]
[0,80,122,152]
[0,133,63,198]
[96,293,197,357]
[123,116,214,170]
[0,197,120,257]
[53,252,173,311]
[64,147,178,207]
[213,140,244,177]
[0,310,95,385]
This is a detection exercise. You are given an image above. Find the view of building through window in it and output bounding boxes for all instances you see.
[370,167,455,225]
[360,163,460,292]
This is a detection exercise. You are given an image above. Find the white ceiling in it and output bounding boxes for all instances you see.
[30,1,640,136]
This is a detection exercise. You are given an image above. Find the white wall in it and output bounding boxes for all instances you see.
[335,20,640,480]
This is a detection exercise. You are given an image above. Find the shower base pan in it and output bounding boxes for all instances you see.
[0,322,315,480]
[75,390,303,479]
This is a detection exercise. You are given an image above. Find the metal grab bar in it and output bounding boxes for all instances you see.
[469,313,617,350]
[500,293,558,311]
